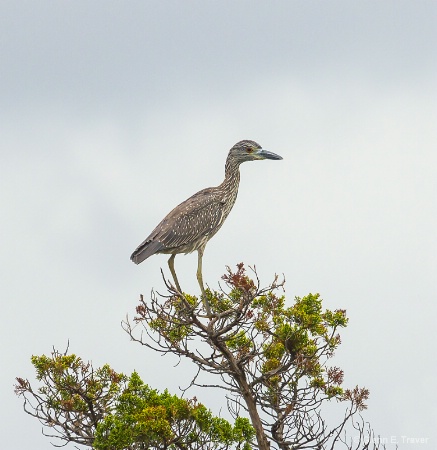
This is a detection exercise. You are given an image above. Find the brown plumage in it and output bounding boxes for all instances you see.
[131,139,282,316]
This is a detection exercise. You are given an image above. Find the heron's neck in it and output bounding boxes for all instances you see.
[221,157,241,199]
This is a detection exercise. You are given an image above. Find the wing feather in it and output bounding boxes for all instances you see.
[131,187,226,263]
[157,188,225,250]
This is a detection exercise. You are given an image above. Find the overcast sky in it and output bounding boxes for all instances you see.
[1,1,436,448]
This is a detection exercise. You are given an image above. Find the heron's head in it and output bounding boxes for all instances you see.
[228,140,283,164]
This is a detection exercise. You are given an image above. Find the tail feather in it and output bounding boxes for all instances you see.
[130,239,164,265]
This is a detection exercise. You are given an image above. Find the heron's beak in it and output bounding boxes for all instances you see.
[256,149,283,160]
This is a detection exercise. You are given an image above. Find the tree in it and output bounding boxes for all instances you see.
[15,349,253,449]
[16,264,388,449]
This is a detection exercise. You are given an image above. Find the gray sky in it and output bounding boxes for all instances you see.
[1,1,436,448]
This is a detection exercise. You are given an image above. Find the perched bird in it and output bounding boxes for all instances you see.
[131,140,282,316]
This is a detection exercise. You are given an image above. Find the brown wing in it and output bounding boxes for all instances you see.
[154,188,225,250]
[131,187,225,263]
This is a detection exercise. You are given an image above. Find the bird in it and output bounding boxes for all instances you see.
[131,140,283,316]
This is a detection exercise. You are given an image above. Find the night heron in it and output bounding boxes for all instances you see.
[131,140,282,316]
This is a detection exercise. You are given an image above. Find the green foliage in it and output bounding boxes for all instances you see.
[149,316,192,343]
[30,352,126,418]
[139,264,355,423]
[250,287,348,399]
[220,267,349,401]
[142,264,352,407]
[226,330,253,353]
[16,350,254,450]
[94,371,254,450]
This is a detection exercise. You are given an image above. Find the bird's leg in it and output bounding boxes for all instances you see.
[197,249,212,317]
[168,254,182,293]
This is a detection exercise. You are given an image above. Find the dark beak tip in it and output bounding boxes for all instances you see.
[260,150,283,160]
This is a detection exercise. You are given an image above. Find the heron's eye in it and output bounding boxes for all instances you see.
[246,147,254,153]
